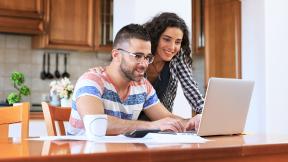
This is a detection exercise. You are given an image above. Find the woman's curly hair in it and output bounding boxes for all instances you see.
[143,12,192,65]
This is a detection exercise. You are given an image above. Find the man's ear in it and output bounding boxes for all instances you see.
[111,49,121,62]
[111,49,118,58]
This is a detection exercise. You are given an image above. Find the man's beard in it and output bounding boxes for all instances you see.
[120,60,146,82]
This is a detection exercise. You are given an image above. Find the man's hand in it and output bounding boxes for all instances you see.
[184,114,202,131]
[150,117,185,132]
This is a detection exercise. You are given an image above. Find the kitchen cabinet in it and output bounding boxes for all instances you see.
[32,0,113,52]
[204,0,241,85]
[192,0,205,55]
[0,0,45,34]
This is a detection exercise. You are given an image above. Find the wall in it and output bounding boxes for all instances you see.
[114,0,192,37]
[0,34,111,137]
[242,0,266,133]
[0,34,111,109]
[114,0,288,134]
[242,0,288,134]
[265,0,288,134]
[114,0,203,118]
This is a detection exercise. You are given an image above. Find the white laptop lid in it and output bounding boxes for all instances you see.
[197,78,254,136]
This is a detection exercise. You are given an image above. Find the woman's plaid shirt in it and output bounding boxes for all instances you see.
[160,53,204,114]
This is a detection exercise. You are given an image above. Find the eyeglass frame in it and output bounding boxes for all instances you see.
[117,48,154,64]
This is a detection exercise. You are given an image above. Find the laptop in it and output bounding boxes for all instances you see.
[196,77,254,136]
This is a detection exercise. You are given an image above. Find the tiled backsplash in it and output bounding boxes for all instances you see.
[0,34,111,105]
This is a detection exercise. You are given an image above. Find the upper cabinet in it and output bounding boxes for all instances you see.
[32,0,113,52]
[204,0,241,84]
[0,0,45,34]
[192,0,205,55]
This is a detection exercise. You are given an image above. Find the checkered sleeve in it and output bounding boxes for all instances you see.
[174,54,204,113]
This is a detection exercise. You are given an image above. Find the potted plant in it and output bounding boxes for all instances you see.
[6,71,31,105]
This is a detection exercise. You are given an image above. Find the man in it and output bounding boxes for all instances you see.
[68,24,201,135]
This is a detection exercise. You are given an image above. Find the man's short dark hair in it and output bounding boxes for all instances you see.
[113,24,151,48]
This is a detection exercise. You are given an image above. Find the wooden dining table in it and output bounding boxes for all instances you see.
[1,134,288,162]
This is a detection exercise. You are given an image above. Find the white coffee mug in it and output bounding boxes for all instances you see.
[83,114,108,138]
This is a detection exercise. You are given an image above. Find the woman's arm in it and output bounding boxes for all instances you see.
[174,54,204,113]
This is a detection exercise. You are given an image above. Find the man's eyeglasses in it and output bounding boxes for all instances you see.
[117,48,154,64]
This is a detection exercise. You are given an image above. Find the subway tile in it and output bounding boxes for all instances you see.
[22,95,31,104]
[3,77,15,91]
[4,49,19,63]
[3,63,20,77]
[0,92,4,103]
[19,50,32,64]
[69,53,81,65]
[32,50,44,64]
[71,66,87,77]
[31,64,42,78]
[0,49,5,63]
[18,36,31,49]
[31,91,43,104]
[1,34,115,106]
[30,78,50,91]
[0,77,4,92]
[5,35,20,49]
[18,64,32,78]
[0,34,5,49]
[0,62,4,77]
[24,78,32,91]
[97,52,112,61]
[2,91,9,100]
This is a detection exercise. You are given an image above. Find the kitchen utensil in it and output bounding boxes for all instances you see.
[62,53,70,78]
[46,52,54,79]
[40,53,46,80]
[54,53,61,78]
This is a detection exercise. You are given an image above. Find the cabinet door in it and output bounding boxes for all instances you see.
[33,0,94,51]
[0,0,44,34]
[204,0,241,84]
[0,0,43,18]
[94,0,113,52]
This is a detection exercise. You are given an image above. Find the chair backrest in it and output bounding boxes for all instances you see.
[0,102,30,139]
[41,102,71,136]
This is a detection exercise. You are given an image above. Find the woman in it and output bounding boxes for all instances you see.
[137,12,204,120]
[92,12,204,119]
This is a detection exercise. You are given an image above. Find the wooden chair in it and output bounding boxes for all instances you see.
[0,102,30,139]
[41,102,71,136]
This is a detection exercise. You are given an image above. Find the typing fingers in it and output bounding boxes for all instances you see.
[165,119,185,132]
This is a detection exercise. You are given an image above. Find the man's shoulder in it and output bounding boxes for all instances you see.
[80,70,106,82]
[75,70,109,90]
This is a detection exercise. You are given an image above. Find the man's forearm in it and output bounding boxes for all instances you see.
[106,115,154,135]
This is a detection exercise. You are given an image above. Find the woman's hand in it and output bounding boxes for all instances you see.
[184,114,202,131]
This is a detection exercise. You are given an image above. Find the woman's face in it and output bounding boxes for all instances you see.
[155,27,183,62]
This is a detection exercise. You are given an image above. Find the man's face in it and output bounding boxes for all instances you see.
[119,39,151,82]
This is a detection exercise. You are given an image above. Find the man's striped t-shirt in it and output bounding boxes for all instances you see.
[67,70,159,135]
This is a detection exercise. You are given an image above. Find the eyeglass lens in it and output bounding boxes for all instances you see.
[118,48,154,64]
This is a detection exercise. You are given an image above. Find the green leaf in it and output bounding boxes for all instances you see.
[7,93,21,104]
[10,71,24,86]
[20,85,31,96]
